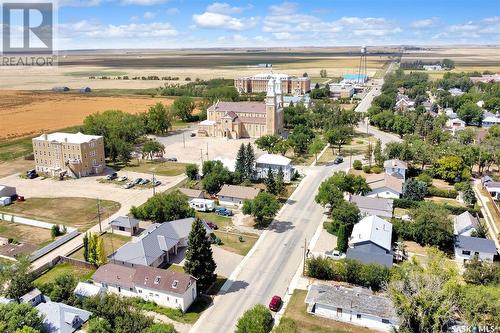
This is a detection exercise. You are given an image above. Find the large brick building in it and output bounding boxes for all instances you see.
[32,132,105,178]
[198,78,284,139]
[234,73,310,95]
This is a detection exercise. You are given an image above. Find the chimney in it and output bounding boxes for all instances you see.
[43,133,48,140]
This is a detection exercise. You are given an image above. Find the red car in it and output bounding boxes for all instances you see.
[268,295,282,311]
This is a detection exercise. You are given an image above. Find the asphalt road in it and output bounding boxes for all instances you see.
[190,161,347,333]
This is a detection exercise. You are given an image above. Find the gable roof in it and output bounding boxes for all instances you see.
[132,265,195,295]
[208,101,266,114]
[256,153,292,166]
[36,301,91,333]
[73,282,104,298]
[110,216,139,229]
[454,211,478,236]
[384,159,408,170]
[305,284,398,321]
[109,218,211,266]
[367,174,403,194]
[349,215,392,251]
[217,184,260,200]
[349,195,394,218]
[179,188,204,198]
[455,235,496,254]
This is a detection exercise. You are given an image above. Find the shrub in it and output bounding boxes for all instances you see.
[371,166,383,174]
[402,178,428,201]
[353,160,363,170]
[362,165,371,173]
[185,164,198,180]
[417,172,433,186]
[306,256,334,280]
[236,304,273,333]
[427,186,458,198]
[394,198,421,209]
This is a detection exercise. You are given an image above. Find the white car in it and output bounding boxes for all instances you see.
[123,182,134,189]
[118,176,128,182]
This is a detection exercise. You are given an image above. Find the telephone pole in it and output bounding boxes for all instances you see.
[96,198,102,233]
[152,172,156,196]
[302,237,307,275]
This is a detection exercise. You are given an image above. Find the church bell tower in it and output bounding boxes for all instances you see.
[266,78,276,135]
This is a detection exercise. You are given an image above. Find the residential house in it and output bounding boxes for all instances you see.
[255,153,294,182]
[93,263,197,312]
[305,284,399,332]
[109,217,211,268]
[383,159,408,180]
[73,282,105,299]
[423,64,443,71]
[179,188,205,200]
[348,195,394,219]
[110,216,140,236]
[36,300,92,333]
[453,211,479,236]
[366,174,403,199]
[484,181,500,200]
[217,184,261,207]
[448,88,464,97]
[446,118,466,133]
[346,215,393,267]
[482,111,500,128]
[395,94,414,112]
[454,235,496,264]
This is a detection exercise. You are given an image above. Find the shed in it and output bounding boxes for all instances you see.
[0,185,16,198]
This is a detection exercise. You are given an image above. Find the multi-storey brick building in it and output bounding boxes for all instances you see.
[234,73,311,95]
[32,132,105,178]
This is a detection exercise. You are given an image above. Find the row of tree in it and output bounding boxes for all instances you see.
[83,232,107,266]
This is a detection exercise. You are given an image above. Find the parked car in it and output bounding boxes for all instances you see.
[26,169,38,179]
[152,179,161,187]
[166,157,178,162]
[215,207,232,216]
[268,295,282,311]
[190,133,196,137]
[139,179,150,185]
[123,182,134,189]
[206,221,218,230]
[325,250,345,260]
[118,176,128,182]
[333,156,344,164]
[105,172,118,180]
[133,178,143,185]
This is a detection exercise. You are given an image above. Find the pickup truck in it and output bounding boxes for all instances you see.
[215,207,233,216]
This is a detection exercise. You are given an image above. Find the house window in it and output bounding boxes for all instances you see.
[138,290,142,294]
[356,314,361,319]
[462,250,471,255]
[382,319,390,324]
[119,226,125,231]
[336,308,342,317]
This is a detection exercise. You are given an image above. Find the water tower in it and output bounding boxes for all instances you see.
[357,46,368,85]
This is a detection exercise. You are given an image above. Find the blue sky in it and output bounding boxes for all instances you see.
[53,0,500,49]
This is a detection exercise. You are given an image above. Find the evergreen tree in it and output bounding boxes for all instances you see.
[83,233,89,262]
[184,218,217,293]
[245,143,255,180]
[96,237,107,266]
[275,167,286,196]
[235,143,246,179]
[336,224,348,253]
[462,182,477,206]
[265,168,276,195]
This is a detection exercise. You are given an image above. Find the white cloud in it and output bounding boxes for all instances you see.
[192,12,258,31]
[166,7,179,15]
[143,11,156,19]
[206,2,251,15]
[272,32,296,40]
[444,16,500,39]
[410,17,438,28]
[120,0,168,5]
[60,20,178,39]
[58,0,102,7]
[218,34,248,42]
[269,2,297,15]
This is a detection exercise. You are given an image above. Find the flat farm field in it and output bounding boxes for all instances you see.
[0,90,175,140]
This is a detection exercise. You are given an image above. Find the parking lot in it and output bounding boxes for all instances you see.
[154,128,264,164]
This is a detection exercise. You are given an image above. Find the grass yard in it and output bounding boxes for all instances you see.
[213,231,258,256]
[290,152,316,166]
[196,212,233,229]
[0,257,16,266]
[70,232,131,260]
[34,262,96,285]
[110,160,188,177]
[0,220,53,249]
[0,197,120,231]
[275,290,377,333]
[424,196,465,207]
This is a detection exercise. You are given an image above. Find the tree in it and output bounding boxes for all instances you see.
[462,182,477,206]
[87,318,113,333]
[402,178,428,201]
[184,218,217,292]
[144,102,172,135]
[245,143,256,179]
[330,201,360,229]
[410,202,453,250]
[235,144,246,178]
[463,255,499,285]
[325,126,353,154]
[142,139,165,160]
[97,237,107,266]
[201,160,233,194]
[172,96,196,121]
[142,323,176,333]
[40,272,76,303]
[434,156,466,182]
[459,284,500,327]
[130,190,195,223]
[88,233,98,265]
[315,179,343,207]
[308,138,324,163]
[14,327,40,333]
[275,168,286,196]
[236,304,273,333]
[457,101,483,125]
[288,125,315,154]
[83,232,89,262]
[0,256,33,302]
[0,303,44,333]
[185,164,198,180]
[373,139,383,166]
[264,168,276,195]
[364,142,373,166]
[336,224,348,253]
[255,135,282,154]
[242,192,280,224]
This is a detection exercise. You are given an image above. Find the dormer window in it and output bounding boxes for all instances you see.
[154,276,161,285]
[172,280,179,288]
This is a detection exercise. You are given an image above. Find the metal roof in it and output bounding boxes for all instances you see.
[455,235,496,254]
[349,215,392,252]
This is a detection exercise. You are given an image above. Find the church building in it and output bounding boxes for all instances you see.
[198,79,284,139]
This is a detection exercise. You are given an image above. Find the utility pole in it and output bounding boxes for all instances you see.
[152,172,156,196]
[206,142,209,160]
[200,149,204,165]
[302,237,307,275]
[349,147,352,168]
[183,132,185,148]
[97,198,102,233]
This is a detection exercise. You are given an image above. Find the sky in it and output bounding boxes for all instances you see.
[36,0,500,49]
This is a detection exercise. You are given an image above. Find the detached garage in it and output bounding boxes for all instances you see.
[0,185,16,198]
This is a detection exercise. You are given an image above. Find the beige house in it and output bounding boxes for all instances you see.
[198,78,284,139]
[234,73,310,95]
[32,132,105,178]
[217,184,261,207]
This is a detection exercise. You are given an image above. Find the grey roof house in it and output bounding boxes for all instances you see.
[453,211,479,236]
[109,217,211,268]
[454,235,496,264]
[110,216,140,236]
[305,284,399,332]
[348,195,394,218]
[346,215,393,267]
[36,301,91,333]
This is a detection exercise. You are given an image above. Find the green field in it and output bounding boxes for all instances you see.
[34,262,96,285]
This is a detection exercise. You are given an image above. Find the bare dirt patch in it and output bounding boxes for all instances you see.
[0,220,53,254]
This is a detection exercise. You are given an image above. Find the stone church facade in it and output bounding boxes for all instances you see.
[198,79,284,139]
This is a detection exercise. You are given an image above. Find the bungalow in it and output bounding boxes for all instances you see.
[93,263,197,312]
[255,154,294,182]
[482,111,500,128]
[217,184,261,207]
[179,188,205,200]
[395,95,414,112]
[110,216,140,236]
[446,118,466,132]
[36,300,92,333]
[305,284,399,332]
[366,174,403,199]
[484,181,500,200]
[454,235,496,264]
[383,159,408,180]
[453,211,479,236]
[346,215,393,267]
[348,195,393,219]
[109,217,211,268]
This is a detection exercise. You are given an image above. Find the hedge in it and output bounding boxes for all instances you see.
[427,186,458,199]
[393,198,481,217]
[393,198,421,209]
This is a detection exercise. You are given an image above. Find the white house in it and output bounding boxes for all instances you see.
[454,235,496,264]
[423,64,443,71]
[109,216,140,236]
[217,184,260,208]
[93,263,197,312]
[447,118,466,135]
[366,174,403,199]
[305,284,399,332]
[453,211,479,236]
[255,153,294,182]
[482,111,500,128]
[383,159,408,180]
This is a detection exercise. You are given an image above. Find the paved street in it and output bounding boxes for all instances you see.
[190,161,347,333]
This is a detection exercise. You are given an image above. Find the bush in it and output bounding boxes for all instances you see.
[362,165,371,173]
[353,160,363,170]
[402,178,428,201]
[185,164,198,180]
[306,256,334,280]
[427,186,458,198]
[417,172,433,186]
[394,198,421,209]
[236,304,273,333]
[371,166,383,174]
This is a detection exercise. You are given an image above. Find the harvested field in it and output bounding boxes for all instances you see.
[0,90,176,140]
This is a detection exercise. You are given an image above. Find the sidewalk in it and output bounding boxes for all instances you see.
[473,181,500,250]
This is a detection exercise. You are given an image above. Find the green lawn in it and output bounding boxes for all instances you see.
[0,257,15,267]
[34,262,95,285]
[196,212,232,229]
[275,290,378,333]
[0,197,120,231]
[109,160,189,177]
[213,231,258,256]
[70,232,130,260]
